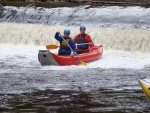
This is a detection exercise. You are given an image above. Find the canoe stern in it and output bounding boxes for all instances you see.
[38,50,59,66]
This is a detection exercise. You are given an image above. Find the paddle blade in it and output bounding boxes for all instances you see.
[80,61,87,66]
[46,45,59,49]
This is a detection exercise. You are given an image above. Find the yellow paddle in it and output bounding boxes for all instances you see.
[61,36,87,66]
[75,55,87,66]
[46,36,87,66]
[46,44,59,49]
[46,43,90,50]
[81,61,87,66]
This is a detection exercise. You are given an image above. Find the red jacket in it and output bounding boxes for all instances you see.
[74,34,94,52]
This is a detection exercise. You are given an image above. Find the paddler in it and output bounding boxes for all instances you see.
[74,25,94,54]
[55,29,76,56]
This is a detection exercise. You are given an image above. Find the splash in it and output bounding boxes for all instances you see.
[0,23,150,53]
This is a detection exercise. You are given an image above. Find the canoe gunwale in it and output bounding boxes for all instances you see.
[54,45,103,57]
[38,45,103,66]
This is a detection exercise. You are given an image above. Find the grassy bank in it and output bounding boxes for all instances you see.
[0,1,150,8]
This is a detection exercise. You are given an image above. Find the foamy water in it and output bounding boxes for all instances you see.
[0,23,150,70]
[0,44,150,70]
[0,23,150,52]
[0,6,150,112]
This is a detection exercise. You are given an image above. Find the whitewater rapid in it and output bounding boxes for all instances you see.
[0,44,150,70]
[0,23,150,52]
[1,6,150,113]
[0,5,150,70]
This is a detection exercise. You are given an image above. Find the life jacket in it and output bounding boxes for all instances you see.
[60,37,71,50]
[77,34,89,49]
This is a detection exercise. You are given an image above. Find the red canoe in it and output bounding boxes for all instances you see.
[38,45,103,66]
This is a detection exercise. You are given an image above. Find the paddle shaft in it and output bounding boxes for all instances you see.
[77,43,90,45]
[46,43,90,50]
[61,37,90,49]
[55,43,90,47]
[61,36,83,61]
[58,43,90,47]
[61,36,73,51]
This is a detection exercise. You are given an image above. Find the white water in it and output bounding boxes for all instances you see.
[0,23,150,52]
[0,44,150,70]
[0,23,150,69]
[0,21,150,70]
[0,6,150,103]
[1,6,150,28]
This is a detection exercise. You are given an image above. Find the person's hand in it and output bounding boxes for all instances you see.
[89,42,94,46]
[73,52,77,56]
[70,52,74,56]
[70,52,77,56]
[56,31,60,34]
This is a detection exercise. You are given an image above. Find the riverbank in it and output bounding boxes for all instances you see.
[0,1,150,8]
[0,1,80,8]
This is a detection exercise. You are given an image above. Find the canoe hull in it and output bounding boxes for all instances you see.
[38,50,59,66]
[139,78,150,100]
[38,45,103,66]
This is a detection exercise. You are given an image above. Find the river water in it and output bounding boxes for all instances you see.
[0,5,150,113]
[0,68,150,113]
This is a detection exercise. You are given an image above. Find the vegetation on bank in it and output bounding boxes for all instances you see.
[0,0,150,8]
[0,1,81,8]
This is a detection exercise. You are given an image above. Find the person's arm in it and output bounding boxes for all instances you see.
[55,32,63,41]
[70,39,77,52]
[86,35,94,47]
[74,35,78,44]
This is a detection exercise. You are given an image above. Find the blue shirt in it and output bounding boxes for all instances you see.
[55,33,76,55]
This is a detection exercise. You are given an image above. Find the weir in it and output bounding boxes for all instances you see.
[0,6,150,28]
[0,23,150,53]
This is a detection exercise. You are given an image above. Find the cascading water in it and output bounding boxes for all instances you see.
[1,5,150,28]
[0,23,150,53]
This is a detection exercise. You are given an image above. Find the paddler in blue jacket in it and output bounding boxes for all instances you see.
[55,29,76,56]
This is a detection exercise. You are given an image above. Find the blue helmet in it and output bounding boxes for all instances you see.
[64,29,70,35]
[80,25,86,30]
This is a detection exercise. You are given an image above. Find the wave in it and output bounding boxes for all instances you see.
[0,23,150,53]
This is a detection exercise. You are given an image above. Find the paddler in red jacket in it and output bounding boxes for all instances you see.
[74,25,94,54]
